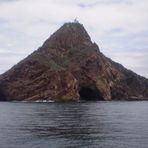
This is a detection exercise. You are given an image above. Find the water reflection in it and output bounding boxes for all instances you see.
[25,103,104,147]
[0,101,148,148]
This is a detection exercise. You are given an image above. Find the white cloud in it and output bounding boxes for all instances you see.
[103,49,148,77]
[0,0,148,78]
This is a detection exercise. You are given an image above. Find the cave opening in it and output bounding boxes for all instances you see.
[0,91,7,101]
[79,87,104,101]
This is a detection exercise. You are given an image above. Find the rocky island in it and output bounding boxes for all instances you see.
[0,22,148,101]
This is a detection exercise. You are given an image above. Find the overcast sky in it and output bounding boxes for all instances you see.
[0,0,148,78]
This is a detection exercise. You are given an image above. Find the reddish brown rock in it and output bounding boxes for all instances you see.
[0,22,148,101]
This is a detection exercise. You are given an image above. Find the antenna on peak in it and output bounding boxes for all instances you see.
[74,18,79,23]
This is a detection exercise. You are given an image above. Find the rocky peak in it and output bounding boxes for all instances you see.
[42,22,91,49]
[0,22,148,102]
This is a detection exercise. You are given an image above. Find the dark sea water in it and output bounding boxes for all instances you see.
[0,101,148,148]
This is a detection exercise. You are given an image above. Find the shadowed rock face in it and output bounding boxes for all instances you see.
[0,90,6,101]
[0,22,148,101]
[79,87,104,101]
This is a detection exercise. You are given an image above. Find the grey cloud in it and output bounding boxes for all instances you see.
[0,0,19,2]
[78,0,133,8]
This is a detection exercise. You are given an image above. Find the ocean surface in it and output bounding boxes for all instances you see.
[0,101,148,148]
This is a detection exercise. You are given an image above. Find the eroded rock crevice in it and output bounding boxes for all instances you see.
[0,90,7,101]
[79,87,104,101]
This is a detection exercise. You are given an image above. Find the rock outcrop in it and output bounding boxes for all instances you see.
[0,22,148,101]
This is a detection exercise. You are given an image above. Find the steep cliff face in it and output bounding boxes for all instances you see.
[0,22,148,101]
